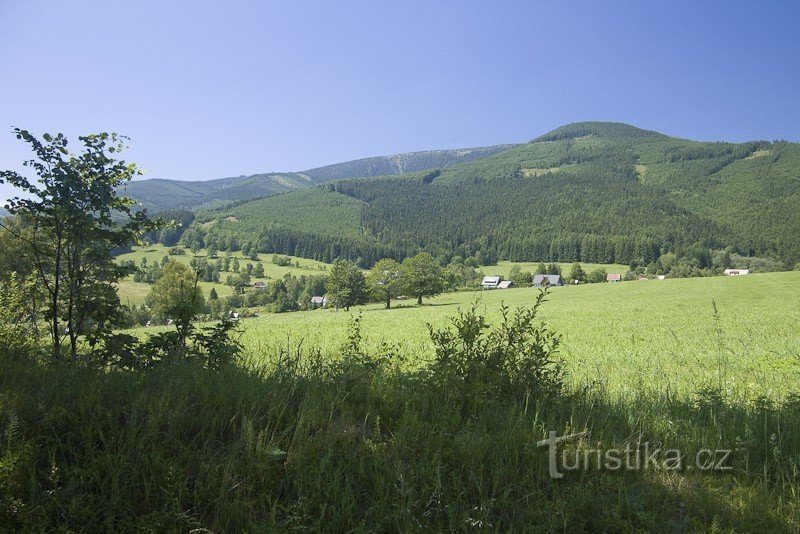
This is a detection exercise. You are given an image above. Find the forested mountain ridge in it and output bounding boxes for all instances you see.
[301,144,519,182]
[175,122,800,267]
[119,173,314,212]
[121,144,518,212]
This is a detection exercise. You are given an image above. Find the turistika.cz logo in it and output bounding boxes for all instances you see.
[537,431,733,479]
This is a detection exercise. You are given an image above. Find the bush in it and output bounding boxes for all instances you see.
[587,268,608,283]
[426,290,564,412]
[272,254,292,267]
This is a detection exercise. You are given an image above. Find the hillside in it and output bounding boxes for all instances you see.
[301,144,518,182]
[185,122,800,266]
[122,144,518,212]
[119,172,314,212]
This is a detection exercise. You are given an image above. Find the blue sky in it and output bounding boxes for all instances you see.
[1,1,799,201]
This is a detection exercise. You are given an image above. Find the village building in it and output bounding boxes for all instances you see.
[607,273,622,283]
[532,274,563,287]
[310,296,328,308]
[253,281,267,288]
[497,280,513,289]
[724,269,750,276]
[481,276,502,289]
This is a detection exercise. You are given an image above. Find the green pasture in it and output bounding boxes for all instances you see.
[115,245,330,305]
[202,271,800,398]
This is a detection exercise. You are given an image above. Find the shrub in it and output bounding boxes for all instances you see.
[587,268,608,283]
[426,289,564,412]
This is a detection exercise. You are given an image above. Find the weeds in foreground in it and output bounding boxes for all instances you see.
[0,295,798,531]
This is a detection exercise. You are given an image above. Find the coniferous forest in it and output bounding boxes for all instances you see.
[157,122,800,269]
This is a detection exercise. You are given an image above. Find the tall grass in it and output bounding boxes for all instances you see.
[1,303,798,531]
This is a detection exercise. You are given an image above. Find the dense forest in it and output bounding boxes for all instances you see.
[120,144,517,212]
[164,122,800,268]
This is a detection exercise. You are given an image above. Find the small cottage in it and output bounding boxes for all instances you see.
[532,274,563,287]
[497,280,513,289]
[310,296,328,308]
[481,276,501,289]
[607,273,622,283]
[723,269,750,276]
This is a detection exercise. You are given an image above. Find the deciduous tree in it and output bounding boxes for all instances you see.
[146,261,205,346]
[327,259,367,311]
[402,252,446,305]
[0,129,157,359]
[367,258,403,308]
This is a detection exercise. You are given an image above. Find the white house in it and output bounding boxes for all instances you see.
[310,296,328,308]
[724,269,750,276]
[481,276,501,289]
[497,280,513,289]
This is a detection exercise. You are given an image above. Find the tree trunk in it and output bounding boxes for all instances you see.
[417,293,423,305]
[51,234,62,360]
[385,295,391,309]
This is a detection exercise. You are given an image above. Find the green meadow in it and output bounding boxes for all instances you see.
[115,244,330,305]
[32,269,795,530]
[133,270,800,399]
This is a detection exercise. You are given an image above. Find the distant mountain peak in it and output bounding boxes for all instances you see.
[532,122,669,143]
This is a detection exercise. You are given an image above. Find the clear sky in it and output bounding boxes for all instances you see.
[1,1,799,202]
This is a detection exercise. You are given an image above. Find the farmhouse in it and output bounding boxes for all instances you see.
[481,276,502,289]
[607,273,622,283]
[532,274,563,287]
[228,311,239,321]
[310,295,328,308]
[497,280,513,289]
[724,269,750,276]
[253,281,267,288]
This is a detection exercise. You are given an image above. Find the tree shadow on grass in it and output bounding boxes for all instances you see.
[1,344,797,532]
[358,301,461,313]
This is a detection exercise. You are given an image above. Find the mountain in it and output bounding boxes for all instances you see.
[122,144,518,212]
[120,173,313,212]
[301,145,518,183]
[181,122,800,266]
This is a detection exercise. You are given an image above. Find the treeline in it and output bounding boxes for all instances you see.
[181,224,409,267]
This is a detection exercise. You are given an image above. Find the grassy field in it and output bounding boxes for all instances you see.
[115,245,627,306]
[115,245,330,305]
[6,270,800,530]
[174,271,800,399]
